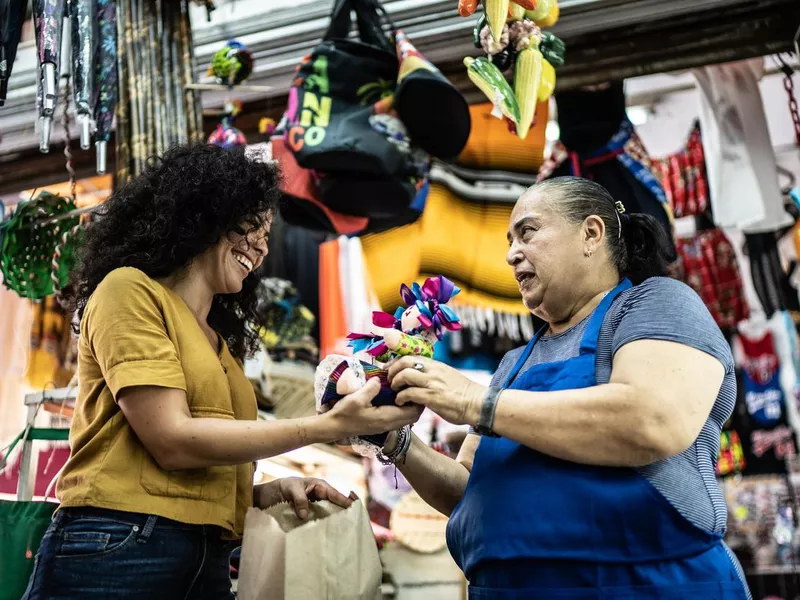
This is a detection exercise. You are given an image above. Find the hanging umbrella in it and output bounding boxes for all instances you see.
[93,0,117,174]
[33,0,68,153]
[0,0,27,106]
[71,0,98,149]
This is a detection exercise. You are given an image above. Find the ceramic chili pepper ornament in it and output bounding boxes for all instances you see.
[461,0,564,140]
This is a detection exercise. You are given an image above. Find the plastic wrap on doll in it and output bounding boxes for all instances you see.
[314,275,462,454]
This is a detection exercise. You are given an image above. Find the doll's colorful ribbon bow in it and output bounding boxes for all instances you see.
[348,275,463,357]
[396,275,463,340]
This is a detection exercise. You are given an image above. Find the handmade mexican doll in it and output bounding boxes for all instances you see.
[314,275,462,446]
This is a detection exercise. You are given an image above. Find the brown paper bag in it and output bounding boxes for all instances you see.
[238,498,382,600]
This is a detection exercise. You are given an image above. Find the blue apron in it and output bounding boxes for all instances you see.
[446,279,749,599]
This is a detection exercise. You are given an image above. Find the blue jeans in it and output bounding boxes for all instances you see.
[22,507,236,600]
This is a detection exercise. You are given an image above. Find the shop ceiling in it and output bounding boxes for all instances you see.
[0,0,797,194]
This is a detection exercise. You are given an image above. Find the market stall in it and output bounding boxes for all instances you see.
[1,0,800,597]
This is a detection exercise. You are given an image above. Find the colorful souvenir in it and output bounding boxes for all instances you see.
[313,276,462,449]
[208,40,253,87]
[0,191,81,299]
[460,0,564,140]
[207,99,247,149]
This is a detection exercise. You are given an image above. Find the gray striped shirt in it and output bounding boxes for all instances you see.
[489,277,735,535]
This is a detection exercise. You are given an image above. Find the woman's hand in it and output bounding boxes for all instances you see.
[387,357,486,426]
[326,378,424,438]
[254,477,356,520]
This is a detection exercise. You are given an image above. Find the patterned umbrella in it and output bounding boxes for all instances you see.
[93,0,117,174]
[0,0,27,106]
[70,0,99,149]
[33,0,68,153]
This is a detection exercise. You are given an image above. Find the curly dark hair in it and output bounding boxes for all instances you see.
[66,144,281,360]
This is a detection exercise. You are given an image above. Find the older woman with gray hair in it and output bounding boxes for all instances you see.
[382,177,750,599]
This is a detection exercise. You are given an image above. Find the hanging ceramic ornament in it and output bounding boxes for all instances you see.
[208,99,247,149]
[208,39,254,87]
[463,0,564,140]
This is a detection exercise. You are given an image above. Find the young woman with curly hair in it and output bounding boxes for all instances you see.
[22,145,421,600]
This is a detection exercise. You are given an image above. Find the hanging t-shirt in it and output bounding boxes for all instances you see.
[692,59,792,234]
[724,369,797,476]
[736,330,785,427]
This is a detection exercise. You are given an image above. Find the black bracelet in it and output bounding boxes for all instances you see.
[475,386,502,436]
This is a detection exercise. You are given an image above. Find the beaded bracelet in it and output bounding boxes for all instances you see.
[376,425,412,466]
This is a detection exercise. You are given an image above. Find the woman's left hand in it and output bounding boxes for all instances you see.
[387,356,486,426]
[254,477,355,520]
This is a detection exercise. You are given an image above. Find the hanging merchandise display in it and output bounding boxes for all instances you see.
[716,429,747,477]
[537,81,677,259]
[93,0,118,175]
[724,370,797,478]
[33,0,68,153]
[693,59,793,234]
[115,0,202,181]
[315,275,461,449]
[653,123,709,219]
[674,228,749,330]
[272,137,370,235]
[458,101,547,173]
[280,0,426,220]
[0,191,81,300]
[207,99,247,149]
[722,475,799,574]
[208,39,253,87]
[746,232,800,319]
[393,29,471,161]
[275,0,471,234]
[254,277,316,353]
[0,0,27,107]
[738,331,786,429]
[70,0,99,150]
[462,0,563,140]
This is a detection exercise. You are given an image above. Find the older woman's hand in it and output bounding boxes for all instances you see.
[387,356,486,426]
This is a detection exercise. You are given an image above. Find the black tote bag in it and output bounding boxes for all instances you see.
[285,0,403,176]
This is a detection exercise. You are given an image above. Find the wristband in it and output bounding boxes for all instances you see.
[475,386,502,436]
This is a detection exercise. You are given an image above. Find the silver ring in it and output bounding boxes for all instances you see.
[413,362,425,372]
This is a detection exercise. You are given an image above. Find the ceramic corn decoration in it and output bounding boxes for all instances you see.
[461,0,564,140]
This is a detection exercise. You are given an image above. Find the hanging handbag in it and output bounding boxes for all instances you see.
[286,0,401,175]
[0,427,69,600]
[272,136,370,235]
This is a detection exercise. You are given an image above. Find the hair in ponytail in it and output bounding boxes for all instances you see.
[532,176,673,284]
